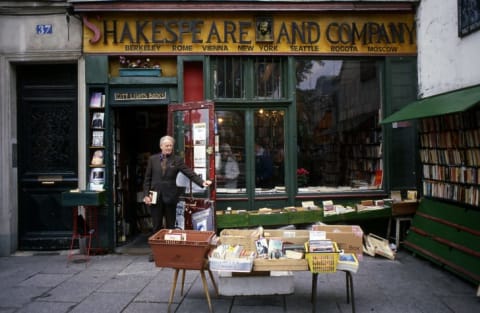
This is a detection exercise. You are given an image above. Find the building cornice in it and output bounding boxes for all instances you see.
[70,1,416,13]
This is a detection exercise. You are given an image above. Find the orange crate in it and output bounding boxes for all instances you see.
[148,229,215,270]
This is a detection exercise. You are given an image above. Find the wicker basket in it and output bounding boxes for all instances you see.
[219,228,262,251]
[305,242,339,273]
[148,229,215,270]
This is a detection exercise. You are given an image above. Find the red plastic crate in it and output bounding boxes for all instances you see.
[148,229,215,270]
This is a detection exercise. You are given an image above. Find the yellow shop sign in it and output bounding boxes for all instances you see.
[83,13,416,55]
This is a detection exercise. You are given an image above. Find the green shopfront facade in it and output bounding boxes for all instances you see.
[71,1,419,250]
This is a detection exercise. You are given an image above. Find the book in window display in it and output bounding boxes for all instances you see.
[90,149,104,166]
[91,112,104,129]
[89,92,103,108]
[89,167,105,191]
[92,130,104,147]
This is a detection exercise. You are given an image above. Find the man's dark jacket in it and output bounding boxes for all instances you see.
[143,153,205,204]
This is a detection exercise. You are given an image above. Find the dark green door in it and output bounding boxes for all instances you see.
[17,64,78,250]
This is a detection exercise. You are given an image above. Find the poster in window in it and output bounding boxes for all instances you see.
[458,0,480,37]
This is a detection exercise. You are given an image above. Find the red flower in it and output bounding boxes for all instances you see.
[297,168,310,176]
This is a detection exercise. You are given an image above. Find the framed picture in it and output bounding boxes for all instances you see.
[458,0,480,37]
[255,16,274,42]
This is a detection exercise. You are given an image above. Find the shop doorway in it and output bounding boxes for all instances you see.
[112,106,167,245]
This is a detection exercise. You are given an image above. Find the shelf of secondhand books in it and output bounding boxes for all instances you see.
[88,87,106,192]
[215,205,391,230]
[419,106,480,207]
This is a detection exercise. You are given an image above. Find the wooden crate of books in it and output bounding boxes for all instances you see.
[219,228,262,251]
[253,258,308,271]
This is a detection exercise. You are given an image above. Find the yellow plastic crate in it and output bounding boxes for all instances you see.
[305,242,339,273]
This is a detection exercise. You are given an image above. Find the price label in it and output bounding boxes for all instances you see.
[36,24,53,35]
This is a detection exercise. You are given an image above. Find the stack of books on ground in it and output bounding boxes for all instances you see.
[209,244,256,272]
[337,252,359,273]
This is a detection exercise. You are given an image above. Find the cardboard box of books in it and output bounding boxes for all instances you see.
[312,224,364,260]
[263,229,310,245]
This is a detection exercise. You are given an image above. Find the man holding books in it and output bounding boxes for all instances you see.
[143,135,212,261]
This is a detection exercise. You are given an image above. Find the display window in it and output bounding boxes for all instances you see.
[296,59,383,192]
[211,56,384,196]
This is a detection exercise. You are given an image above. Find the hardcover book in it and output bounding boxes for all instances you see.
[89,92,103,108]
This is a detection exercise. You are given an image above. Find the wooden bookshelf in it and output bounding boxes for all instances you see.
[418,107,480,206]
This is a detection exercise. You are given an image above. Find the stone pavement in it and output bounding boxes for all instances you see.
[0,249,478,313]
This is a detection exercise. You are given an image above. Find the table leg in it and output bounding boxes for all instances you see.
[386,216,392,239]
[208,269,218,296]
[200,270,214,313]
[396,218,401,247]
[168,269,180,313]
[180,269,186,296]
[311,273,318,313]
[346,271,355,313]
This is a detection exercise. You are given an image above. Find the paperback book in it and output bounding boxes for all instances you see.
[267,238,284,259]
[92,131,104,147]
[337,253,359,273]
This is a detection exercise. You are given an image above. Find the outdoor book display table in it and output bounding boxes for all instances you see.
[211,229,357,313]
[148,229,217,313]
[149,228,357,313]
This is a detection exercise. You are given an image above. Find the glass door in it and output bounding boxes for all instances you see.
[168,101,216,230]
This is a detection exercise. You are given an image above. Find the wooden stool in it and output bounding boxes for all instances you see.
[168,261,218,313]
[386,216,413,247]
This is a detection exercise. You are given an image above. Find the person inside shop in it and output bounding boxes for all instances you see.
[216,143,240,189]
[143,135,212,261]
[255,142,274,189]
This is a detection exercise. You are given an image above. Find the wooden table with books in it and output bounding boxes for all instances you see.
[210,227,360,313]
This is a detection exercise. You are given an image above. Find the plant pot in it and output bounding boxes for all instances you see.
[119,68,161,77]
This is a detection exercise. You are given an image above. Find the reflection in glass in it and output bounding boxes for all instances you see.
[254,56,284,98]
[215,111,246,193]
[212,57,245,98]
[296,59,382,191]
[254,109,285,191]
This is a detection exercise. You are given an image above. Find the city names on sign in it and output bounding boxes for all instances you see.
[83,13,416,55]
